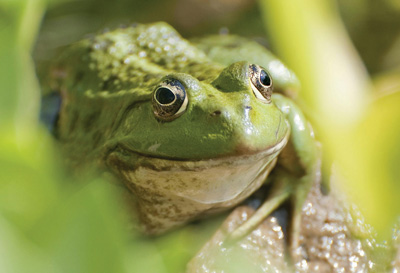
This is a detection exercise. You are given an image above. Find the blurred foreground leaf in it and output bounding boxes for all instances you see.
[259,0,400,239]
[31,179,129,273]
[0,1,129,272]
[0,0,45,139]
[343,91,400,235]
[259,0,370,127]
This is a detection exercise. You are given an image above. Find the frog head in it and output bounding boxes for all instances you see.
[105,61,289,233]
[109,61,289,156]
[52,23,290,234]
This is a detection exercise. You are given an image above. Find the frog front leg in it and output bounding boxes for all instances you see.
[227,93,321,258]
[273,93,321,255]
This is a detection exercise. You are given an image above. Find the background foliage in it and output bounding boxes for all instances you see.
[1,0,400,272]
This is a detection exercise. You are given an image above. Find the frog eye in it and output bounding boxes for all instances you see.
[152,79,188,121]
[249,64,273,103]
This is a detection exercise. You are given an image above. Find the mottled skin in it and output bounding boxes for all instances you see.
[45,22,320,253]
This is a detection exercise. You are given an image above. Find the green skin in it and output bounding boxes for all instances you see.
[47,22,320,252]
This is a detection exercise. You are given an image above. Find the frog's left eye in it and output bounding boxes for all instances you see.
[249,64,273,103]
[152,79,188,121]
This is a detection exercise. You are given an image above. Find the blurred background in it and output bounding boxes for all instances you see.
[1,0,400,272]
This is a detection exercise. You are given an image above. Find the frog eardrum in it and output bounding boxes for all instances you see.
[152,78,188,121]
[249,64,273,103]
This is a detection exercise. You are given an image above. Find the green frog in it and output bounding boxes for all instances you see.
[43,22,320,254]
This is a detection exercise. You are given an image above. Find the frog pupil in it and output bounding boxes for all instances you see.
[260,70,271,86]
[156,87,175,104]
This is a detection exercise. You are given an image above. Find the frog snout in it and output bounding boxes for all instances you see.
[210,110,222,117]
[208,105,251,118]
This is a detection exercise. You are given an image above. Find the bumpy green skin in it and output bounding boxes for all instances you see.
[47,22,319,235]
[192,35,300,97]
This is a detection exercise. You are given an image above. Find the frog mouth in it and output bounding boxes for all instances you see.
[106,130,290,204]
[106,131,289,234]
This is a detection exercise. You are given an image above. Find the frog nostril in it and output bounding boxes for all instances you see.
[210,110,222,117]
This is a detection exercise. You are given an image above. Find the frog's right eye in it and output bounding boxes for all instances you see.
[249,64,273,103]
[152,79,188,121]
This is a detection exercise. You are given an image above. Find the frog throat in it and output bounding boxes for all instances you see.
[106,130,289,233]
[108,130,289,201]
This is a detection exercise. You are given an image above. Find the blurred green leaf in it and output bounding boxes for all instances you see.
[0,214,59,273]
[30,180,129,273]
[1,1,143,272]
[0,134,61,231]
[0,0,45,140]
[258,0,370,127]
[343,91,400,235]
[258,0,400,239]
